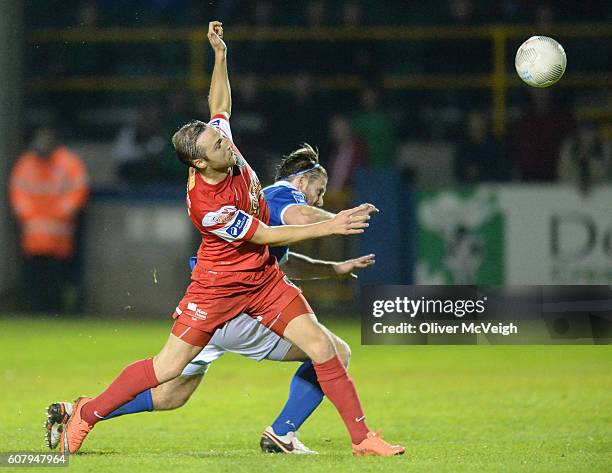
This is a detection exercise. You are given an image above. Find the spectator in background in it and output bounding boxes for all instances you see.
[558,123,612,194]
[327,114,367,193]
[9,127,89,313]
[114,103,166,183]
[509,88,574,181]
[507,5,577,182]
[352,87,396,168]
[454,110,512,183]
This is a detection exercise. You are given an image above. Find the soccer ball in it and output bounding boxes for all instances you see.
[515,36,567,88]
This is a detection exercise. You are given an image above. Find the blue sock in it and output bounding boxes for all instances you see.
[101,389,154,420]
[271,361,324,435]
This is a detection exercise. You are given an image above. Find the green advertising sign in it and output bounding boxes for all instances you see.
[417,188,504,284]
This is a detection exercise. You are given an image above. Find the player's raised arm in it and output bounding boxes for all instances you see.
[207,21,231,119]
[249,203,378,247]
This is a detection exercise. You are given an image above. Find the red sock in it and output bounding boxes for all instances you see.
[313,356,370,444]
[81,358,159,426]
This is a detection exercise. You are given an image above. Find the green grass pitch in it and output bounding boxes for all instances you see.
[1,316,610,472]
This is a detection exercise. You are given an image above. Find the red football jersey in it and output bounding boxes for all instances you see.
[186,114,271,272]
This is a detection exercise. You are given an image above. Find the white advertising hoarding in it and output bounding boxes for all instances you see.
[499,186,612,284]
[417,185,612,284]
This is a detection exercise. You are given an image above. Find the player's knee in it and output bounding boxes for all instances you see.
[153,351,192,382]
[336,339,352,368]
[153,336,203,383]
[307,331,336,363]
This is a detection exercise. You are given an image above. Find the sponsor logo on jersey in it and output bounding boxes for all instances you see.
[185,302,207,320]
[226,211,249,237]
[202,205,238,227]
[291,191,307,204]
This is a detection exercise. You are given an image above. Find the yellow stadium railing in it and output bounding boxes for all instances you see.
[28,24,612,137]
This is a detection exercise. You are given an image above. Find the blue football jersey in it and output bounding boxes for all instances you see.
[263,180,308,264]
[189,180,307,271]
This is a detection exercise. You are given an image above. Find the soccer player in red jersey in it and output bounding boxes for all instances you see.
[58,21,404,457]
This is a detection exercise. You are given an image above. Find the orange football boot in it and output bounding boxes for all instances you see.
[352,431,405,457]
[59,397,93,454]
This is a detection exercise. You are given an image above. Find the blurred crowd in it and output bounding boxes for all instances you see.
[29,84,611,194]
[24,0,612,194]
[9,0,612,312]
[8,0,612,313]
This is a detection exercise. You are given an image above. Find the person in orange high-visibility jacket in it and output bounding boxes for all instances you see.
[9,127,89,312]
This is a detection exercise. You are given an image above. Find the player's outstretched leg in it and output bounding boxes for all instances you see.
[281,303,404,456]
[45,373,205,450]
[46,372,205,450]
[57,324,209,454]
[47,391,154,449]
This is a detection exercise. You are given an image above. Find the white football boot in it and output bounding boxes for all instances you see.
[45,402,73,449]
[260,426,318,454]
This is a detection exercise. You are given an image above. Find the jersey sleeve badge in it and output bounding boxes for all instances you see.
[202,205,256,242]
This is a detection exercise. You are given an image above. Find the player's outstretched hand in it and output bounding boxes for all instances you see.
[329,203,378,235]
[333,253,376,279]
[207,21,227,55]
[350,203,379,219]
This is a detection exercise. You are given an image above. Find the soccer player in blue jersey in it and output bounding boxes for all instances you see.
[47,143,375,455]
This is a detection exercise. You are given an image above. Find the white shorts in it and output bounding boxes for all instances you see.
[181,313,293,376]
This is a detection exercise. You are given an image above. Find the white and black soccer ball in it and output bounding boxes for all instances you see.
[515,36,567,88]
